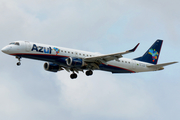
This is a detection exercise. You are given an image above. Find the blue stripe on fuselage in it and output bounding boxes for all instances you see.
[99,64,134,73]
[11,53,135,73]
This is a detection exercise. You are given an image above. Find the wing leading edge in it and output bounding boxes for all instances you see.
[84,43,140,65]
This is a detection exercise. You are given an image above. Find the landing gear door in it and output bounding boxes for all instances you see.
[25,41,31,52]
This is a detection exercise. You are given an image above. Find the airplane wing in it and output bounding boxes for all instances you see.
[147,62,178,68]
[84,43,140,65]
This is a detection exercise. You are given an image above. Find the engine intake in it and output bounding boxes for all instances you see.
[66,57,84,67]
[44,62,63,72]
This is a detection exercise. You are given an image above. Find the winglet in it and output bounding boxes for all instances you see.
[128,43,140,52]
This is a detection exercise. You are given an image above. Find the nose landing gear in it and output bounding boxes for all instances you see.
[17,62,21,66]
[16,56,21,66]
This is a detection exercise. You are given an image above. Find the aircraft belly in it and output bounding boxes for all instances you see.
[99,64,135,73]
[21,54,57,62]
[13,53,68,64]
[12,53,135,73]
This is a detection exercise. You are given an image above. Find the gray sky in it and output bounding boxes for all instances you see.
[0,0,179,120]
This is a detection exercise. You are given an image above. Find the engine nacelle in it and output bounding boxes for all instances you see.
[66,57,84,67]
[44,62,62,72]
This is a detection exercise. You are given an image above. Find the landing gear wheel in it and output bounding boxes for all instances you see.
[16,56,21,66]
[86,70,93,76]
[70,73,77,79]
[17,62,21,66]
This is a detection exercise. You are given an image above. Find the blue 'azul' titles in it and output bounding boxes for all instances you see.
[31,44,52,54]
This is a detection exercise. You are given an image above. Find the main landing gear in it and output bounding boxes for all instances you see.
[70,70,93,79]
[86,70,93,76]
[16,56,21,66]
[70,73,77,79]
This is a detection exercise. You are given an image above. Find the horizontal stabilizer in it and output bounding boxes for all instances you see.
[147,62,178,68]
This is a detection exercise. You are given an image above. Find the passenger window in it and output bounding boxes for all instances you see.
[65,51,66,53]
[68,51,70,53]
[72,52,73,54]
[79,53,81,55]
[61,50,63,52]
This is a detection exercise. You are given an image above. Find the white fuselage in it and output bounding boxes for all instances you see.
[2,41,158,73]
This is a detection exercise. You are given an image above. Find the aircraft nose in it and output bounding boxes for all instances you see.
[1,46,9,54]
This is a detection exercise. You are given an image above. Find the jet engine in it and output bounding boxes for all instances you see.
[66,57,84,67]
[44,62,63,72]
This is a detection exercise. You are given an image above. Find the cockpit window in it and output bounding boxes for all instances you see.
[9,42,15,45]
[9,42,20,45]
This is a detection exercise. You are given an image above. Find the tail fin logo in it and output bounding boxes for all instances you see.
[148,49,159,62]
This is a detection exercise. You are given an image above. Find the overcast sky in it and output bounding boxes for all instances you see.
[0,0,180,120]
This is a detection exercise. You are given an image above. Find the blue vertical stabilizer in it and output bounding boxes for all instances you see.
[134,40,163,64]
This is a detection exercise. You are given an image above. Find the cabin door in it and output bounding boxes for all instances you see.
[25,41,31,52]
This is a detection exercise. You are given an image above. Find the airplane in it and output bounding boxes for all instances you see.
[1,40,178,79]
